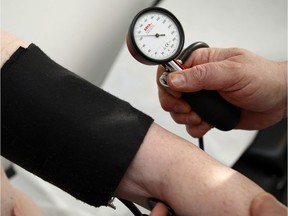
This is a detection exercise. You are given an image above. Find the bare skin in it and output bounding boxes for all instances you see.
[2,30,286,216]
[1,167,44,216]
[157,48,287,138]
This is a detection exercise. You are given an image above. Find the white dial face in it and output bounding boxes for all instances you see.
[133,11,182,61]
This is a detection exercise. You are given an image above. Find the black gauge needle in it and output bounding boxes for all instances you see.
[137,33,166,37]
[155,33,165,37]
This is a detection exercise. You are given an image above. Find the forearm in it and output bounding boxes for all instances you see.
[116,123,264,215]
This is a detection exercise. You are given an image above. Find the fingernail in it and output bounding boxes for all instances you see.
[169,73,186,87]
[148,198,175,216]
[147,198,157,210]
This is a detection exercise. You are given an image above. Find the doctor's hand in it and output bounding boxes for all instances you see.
[157,47,287,137]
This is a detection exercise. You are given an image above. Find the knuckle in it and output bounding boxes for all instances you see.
[191,64,209,84]
[228,47,245,55]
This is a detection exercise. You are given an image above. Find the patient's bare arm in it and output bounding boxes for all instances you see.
[115,123,264,215]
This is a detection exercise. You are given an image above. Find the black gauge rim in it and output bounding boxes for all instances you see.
[127,7,185,65]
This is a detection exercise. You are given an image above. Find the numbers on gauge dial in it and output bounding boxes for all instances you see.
[133,11,181,61]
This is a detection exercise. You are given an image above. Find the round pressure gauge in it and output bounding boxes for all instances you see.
[126,7,185,65]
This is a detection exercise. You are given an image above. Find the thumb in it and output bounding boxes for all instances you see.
[167,61,237,92]
[149,202,169,216]
[250,192,287,216]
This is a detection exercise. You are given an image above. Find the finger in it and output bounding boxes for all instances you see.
[167,60,242,93]
[159,48,245,92]
[183,47,244,67]
[156,66,182,98]
[156,65,166,80]
[186,122,213,138]
[170,111,202,125]
[157,65,187,110]
[158,87,190,113]
[156,65,168,88]
[250,192,287,216]
[149,202,169,216]
[165,88,182,99]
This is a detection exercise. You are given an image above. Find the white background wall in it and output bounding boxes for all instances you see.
[2,0,154,86]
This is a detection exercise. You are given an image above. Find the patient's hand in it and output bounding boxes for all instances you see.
[1,166,44,216]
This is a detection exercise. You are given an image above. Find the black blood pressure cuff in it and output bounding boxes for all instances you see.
[1,44,153,207]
